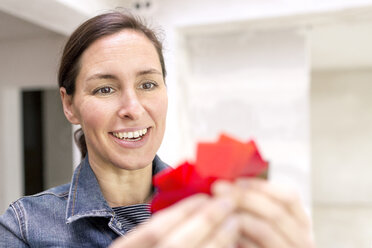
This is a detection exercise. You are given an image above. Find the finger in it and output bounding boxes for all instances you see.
[212,180,242,204]
[201,215,240,248]
[240,189,298,246]
[156,196,236,248]
[236,179,314,247]
[236,178,311,228]
[213,180,315,248]
[238,213,288,248]
[109,194,209,248]
[214,180,304,247]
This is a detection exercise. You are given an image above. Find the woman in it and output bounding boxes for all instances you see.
[0,11,315,248]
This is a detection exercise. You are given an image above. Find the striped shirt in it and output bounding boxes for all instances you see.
[111,156,168,233]
[112,204,151,233]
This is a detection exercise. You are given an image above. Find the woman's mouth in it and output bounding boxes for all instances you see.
[111,128,148,141]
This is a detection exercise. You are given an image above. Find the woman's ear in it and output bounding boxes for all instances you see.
[60,87,80,124]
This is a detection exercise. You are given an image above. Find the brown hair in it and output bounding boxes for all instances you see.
[58,11,166,159]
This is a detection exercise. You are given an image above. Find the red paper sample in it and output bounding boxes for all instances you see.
[151,134,268,213]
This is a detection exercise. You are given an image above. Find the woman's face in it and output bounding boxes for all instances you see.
[62,29,168,170]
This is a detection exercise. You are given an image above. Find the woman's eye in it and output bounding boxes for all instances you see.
[140,81,157,90]
[94,86,114,95]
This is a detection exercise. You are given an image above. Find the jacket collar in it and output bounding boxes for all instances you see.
[65,154,169,224]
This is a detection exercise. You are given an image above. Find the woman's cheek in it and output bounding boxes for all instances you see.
[157,92,168,116]
[79,100,112,129]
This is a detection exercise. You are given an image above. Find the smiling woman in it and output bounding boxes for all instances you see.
[60,28,168,207]
[0,10,315,248]
[0,11,170,247]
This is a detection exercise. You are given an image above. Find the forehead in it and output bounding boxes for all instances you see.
[79,29,160,70]
[93,29,152,49]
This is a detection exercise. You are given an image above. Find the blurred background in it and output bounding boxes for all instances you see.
[0,0,372,247]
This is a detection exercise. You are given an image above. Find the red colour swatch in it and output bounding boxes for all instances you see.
[150,134,268,213]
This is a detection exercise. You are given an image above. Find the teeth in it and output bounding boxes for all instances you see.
[133,131,139,138]
[112,128,148,140]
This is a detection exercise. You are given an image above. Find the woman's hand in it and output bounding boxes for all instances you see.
[110,179,316,248]
[213,179,316,248]
[109,194,240,248]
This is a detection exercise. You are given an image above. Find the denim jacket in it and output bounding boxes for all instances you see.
[0,155,169,247]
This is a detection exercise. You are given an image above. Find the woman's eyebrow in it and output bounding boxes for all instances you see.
[86,73,118,81]
[137,68,162,76]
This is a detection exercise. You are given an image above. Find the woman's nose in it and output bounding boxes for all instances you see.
[117,91,145,120]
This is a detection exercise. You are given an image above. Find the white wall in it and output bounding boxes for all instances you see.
[0,34,65,88]
[171,26,311,207]
[311,69,372,248]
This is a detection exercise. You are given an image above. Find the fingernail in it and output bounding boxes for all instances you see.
[235,178,251,188]
[213,180,233,195]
